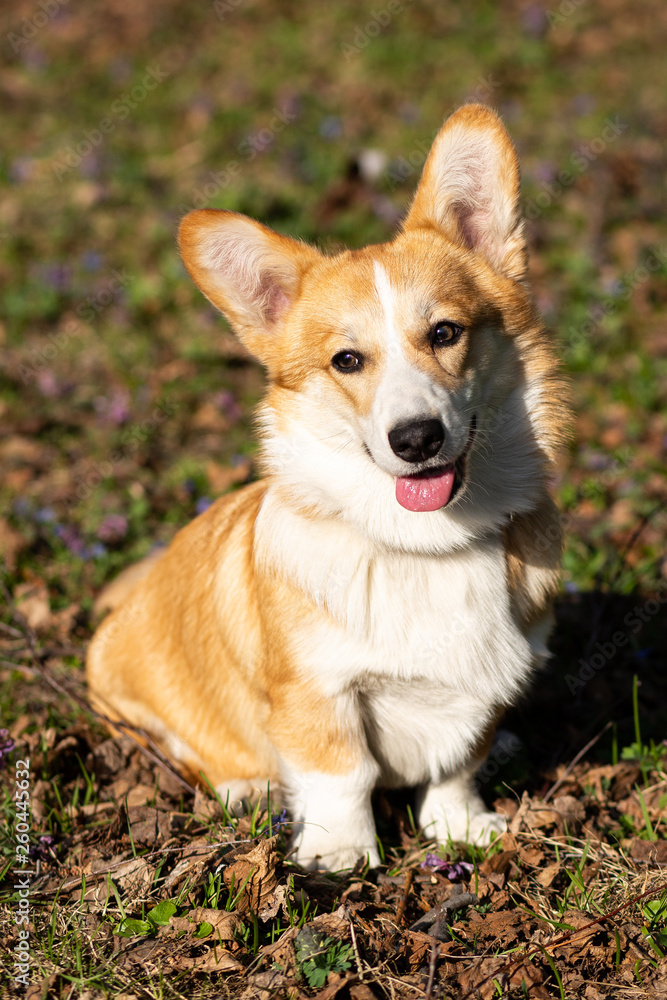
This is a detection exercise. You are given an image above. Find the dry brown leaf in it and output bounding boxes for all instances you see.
[629,839,667,864]
[0,517,27,570]
[241,969,295,1000]
[0,434,46,465]
[258,882,289,921]
[113,857,155,901]
[162,839,215,892]
[222,835,279,914]
[192,402,230,433]
[188,907,240,940]
[552,794,586,832]
[172,947,242,972]
[205,458,251,495]
[481,849,518,877]
[535,862,561,888]
[518,844,546,866]
[15,579,51,631]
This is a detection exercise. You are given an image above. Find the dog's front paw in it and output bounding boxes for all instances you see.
[463,810,507,846]
[419,777,508,847]
[425,805,507,846]
[297,844,381,872]
[294,829,380,872]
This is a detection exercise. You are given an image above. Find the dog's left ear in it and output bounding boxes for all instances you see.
[403,104,526,281]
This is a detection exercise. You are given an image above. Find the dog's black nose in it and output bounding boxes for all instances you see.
[388,418,445,463]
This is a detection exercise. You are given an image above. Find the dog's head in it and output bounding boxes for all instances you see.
[179,104,568,553]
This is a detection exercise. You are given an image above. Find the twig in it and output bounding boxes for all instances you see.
[543,720,612,803]
[611,500,666,589]
[459,880,667,1000]
[424,940,438,1000]
[395,868,414,926]
[348,912,365,981]
[0,621,23,638]
[32,837,248,896]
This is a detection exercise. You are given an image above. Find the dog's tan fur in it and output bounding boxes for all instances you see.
[87,104,569,869]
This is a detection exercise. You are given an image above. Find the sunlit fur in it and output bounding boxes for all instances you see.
[87,105,570,870]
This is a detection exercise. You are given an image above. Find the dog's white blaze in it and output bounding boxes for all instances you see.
[372,260,402,360]
[368,260,449,458]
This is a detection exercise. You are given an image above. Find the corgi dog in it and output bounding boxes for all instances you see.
[87,104,569,870]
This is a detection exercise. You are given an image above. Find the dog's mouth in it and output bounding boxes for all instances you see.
[395,416,476,512]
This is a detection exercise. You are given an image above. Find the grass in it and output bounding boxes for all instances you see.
[1,0,667,996]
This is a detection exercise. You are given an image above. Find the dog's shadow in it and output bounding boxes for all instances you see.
[504,589,667,792]
[375,589,666,844]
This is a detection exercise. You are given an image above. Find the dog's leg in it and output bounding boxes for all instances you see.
[283,758,381,871]
[417,766,507,846]
[268,686,381,871]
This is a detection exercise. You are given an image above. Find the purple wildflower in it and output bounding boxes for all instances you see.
[521,6,548,38]
[35,507,57,524]
[320,116,342,140]
[81,251,103,272]
[420,854,474,880]
[97,514,128,544]
[36,370,62,398]
[82,542,108,560]
[38,262,71,292]
[29,835,55,862]
[271,809,289,831]
[13,498,31,519]
[94,389,131,427]
[213,390,242,424]
[10,158,36,184]
[0,729,15,768]
[54,523,85,556]
[195,497,212,515]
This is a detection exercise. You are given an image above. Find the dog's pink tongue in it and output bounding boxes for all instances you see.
[395,467,455,512]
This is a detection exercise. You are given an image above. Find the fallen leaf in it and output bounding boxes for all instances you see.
[629,839,667,864]
[535,862,561,888]
[176,948,242,972]
[222,836,279,914]
[553,794,586,832]
[188,907,240,940]
[15,579,51,631]
[113,857,155,902]
[205,458,251,495]
[0,517,27,570]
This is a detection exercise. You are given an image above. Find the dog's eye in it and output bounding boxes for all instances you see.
[332,351,363,372]
[430,321,463,348]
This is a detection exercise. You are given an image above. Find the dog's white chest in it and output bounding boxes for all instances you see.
[263,516,533,786]
[257,497,533,708]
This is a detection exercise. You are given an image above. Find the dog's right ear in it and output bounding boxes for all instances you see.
[179,209,321,359]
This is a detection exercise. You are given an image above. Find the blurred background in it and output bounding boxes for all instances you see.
[0,0,665,747]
